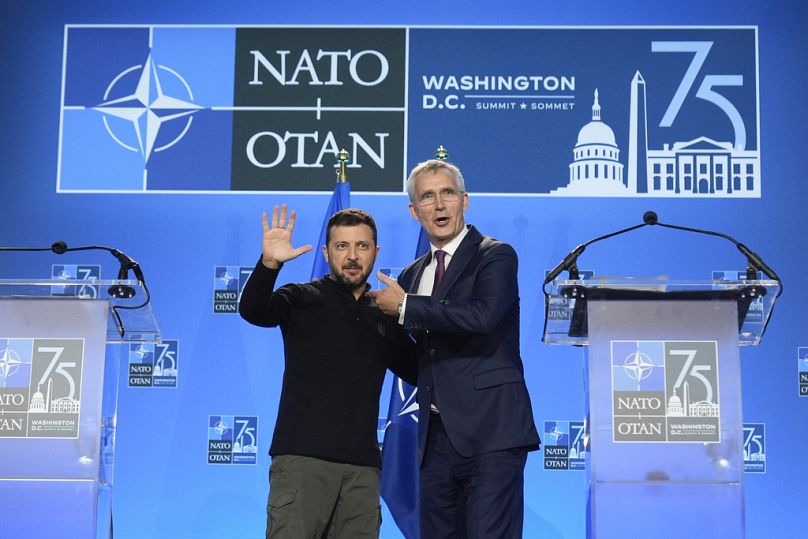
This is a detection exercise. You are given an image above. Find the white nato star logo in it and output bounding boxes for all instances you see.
[218,270,235,287]
[134,344,150,359]
[548,424,566,443]
[622,348,656,389]
[94,54,202,161]
[0,348,23,384]
[213,419,231,436]
[385,378,418,428]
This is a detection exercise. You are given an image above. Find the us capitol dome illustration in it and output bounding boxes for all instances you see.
[552,89,628,196]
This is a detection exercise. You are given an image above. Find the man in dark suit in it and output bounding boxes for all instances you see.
[369,160,540,538]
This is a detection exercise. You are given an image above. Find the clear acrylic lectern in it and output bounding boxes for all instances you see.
[0,279,160,539]
[544,277,779,539]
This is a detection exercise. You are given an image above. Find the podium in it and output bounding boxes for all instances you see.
[0,279,159,539]
[544,277,779,539]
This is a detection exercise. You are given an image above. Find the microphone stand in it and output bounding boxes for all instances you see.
[541,211,782,342]
[0,241,151,337]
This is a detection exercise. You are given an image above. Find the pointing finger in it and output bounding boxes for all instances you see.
[376,272,396,286]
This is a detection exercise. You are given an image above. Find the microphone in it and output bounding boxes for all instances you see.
[55,243,152,337]
[61,243,144,298]
[543,244,588,285]
[105,248,145,291]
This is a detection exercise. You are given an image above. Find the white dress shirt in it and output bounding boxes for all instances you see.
[398,225,470,323]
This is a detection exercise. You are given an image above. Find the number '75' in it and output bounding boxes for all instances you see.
[652,41,746,150]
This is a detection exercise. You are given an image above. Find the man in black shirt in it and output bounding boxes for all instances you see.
[239,205,416,539]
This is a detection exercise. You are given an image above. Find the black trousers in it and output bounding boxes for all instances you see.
[420,414,527,538]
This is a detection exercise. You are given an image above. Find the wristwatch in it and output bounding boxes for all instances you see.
[396,295,406,316]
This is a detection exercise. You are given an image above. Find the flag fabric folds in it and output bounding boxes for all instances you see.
[310,181,351,281]
[381,228,430,538]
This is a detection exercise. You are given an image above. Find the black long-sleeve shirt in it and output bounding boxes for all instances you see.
[239,260,417,469]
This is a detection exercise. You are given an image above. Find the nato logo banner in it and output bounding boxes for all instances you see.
[208,415,259,464]
[61,26,756,197]
[408,27,759,197]
[743,423,766,473]
[60,26,405,193]
[543,420,586,471]
[128,340,179,388]
[213,266,253,313]
[798,347,808,397]
[611,340,720,443]
[51,264,101,298]
[0,338,84,438]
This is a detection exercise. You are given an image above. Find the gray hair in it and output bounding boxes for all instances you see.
[405,159,466,202]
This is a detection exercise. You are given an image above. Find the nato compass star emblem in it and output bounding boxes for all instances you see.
[218,270,235,288]
[94,54,202,162]
[213,419,232,437]
[623,347,656,390]
[133,344,150,360]
[0,347,24,387]
[388,378,419,427]
[547,424,566,444]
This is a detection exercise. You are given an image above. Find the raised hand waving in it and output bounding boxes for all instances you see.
[261,204,313,269]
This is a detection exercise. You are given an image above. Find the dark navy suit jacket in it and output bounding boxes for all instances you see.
[398,225,540,462]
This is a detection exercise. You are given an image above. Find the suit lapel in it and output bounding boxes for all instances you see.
[433,226,482,298]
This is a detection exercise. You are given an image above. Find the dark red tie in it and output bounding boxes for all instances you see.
[430,250,447,410]
[431,250,446,296]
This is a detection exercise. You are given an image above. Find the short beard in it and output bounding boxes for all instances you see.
[328,264,370,292]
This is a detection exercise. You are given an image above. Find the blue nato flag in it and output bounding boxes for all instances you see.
[381,228,430,538]
[309,181,351,281]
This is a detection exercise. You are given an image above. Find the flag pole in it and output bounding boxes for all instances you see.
[310,149,352,281]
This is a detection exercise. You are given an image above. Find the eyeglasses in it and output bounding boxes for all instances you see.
[417,189,463,207]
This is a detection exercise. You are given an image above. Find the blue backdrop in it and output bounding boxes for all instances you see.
[0,1,806,538]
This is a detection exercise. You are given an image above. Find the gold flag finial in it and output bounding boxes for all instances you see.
[336,149,350,183]
[435,145,449,161]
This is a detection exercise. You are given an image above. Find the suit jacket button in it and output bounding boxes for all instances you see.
[429,348,435,355]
